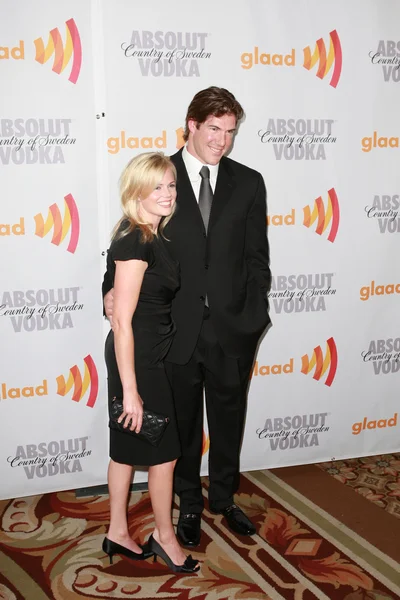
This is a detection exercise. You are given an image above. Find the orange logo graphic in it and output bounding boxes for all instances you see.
[56,355,98,408]
[202,430,210,455]
[251,359,294,377]
[360,280,400,301]
[0,217,25,236]
[352,413,397,435]
[0,41,24,60]
[176,127,185,149]
[107,127,184,154]
[303,30,342,88]
[1,380,48,400]
[34,193,80,253]
[34,18,82,84]
[301,337,338,386]
[361,132,399,153]
[303,188,340,243]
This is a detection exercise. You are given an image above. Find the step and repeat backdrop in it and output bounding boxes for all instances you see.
[1,0,399,500]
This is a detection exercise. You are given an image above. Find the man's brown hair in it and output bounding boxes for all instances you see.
[183,86,244,141]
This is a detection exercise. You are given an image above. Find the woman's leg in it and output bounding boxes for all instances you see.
[149,459,187,565]
[106,458,142,554]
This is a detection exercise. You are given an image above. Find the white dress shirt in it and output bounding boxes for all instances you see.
[182,145,219,201]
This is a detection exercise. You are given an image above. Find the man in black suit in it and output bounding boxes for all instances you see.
[104,87,271,547]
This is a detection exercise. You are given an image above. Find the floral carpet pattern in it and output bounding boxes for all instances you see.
[317,453,400,519]
[0,469,399,600]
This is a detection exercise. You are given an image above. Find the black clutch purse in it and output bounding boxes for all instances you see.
[109,397,169,447]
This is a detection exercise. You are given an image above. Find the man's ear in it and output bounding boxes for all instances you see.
[188,119,199,134]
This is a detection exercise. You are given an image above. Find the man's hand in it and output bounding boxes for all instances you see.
[104,288,114,328]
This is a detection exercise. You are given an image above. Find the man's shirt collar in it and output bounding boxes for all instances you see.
[182,145,219,182]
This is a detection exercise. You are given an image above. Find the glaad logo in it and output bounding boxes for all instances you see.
[0,356,97,405]
[1,379,48,399]
[0,217,25,236]
[0,40,25,60]
[303,188,340,242]
[251,342,337,383]
[258,119,337,160]
[0,118,76,165]
[107,127,185,154]
[361,338,400,375]
[121,30,211,77]
[267,208,295,227]
[369,41,400,83]
[301,337,338,386]
[256,413,330,451]
[352,413,397,434]
[0,195,80,251]
[241,30,342,88]
[268,188,340,242]
[364,195,400,234]
[7,437,91,479]
[361,132,399,152]
[268,273,336,314]
[56,355,98,408]
[251,358,294,377]
[34,193,80,253]
[0,287,84,332]
[0,20,81,84]
[360,280,400,301]
[303,30,342,88]
[34,18,82,84]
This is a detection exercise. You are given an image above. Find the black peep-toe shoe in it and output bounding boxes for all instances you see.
[102,537,154,564]
[148,534,200,573]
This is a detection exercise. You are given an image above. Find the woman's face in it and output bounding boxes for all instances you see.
[138,168,177,226]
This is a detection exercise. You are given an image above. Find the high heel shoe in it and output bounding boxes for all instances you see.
[148,534,200,574]
[102,537,154,564]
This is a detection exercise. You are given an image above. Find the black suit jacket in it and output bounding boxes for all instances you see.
[164,150,271,363]
[102,149,271,364]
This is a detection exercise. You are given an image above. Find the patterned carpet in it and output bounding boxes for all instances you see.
[317,453,400,519]
[0,461,400,599]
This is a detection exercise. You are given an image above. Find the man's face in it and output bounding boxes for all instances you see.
[187,114,237,165]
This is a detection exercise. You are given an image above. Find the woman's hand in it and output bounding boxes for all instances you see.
[118,391,143,433]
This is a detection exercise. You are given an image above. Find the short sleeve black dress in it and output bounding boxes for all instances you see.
[104,224,181,466]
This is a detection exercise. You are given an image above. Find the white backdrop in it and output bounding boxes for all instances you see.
[1,0,399,500]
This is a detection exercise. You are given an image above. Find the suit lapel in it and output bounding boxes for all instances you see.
[171,150,205,234]
[208,158,235,233]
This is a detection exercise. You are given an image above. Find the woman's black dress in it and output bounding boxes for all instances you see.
[104,225,180,466]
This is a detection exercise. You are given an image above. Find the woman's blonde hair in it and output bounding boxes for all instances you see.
[112,152,177,242]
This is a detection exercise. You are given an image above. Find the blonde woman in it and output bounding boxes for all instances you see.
[102,152,199,574]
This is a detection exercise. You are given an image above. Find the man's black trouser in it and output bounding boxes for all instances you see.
[165,308,256,514]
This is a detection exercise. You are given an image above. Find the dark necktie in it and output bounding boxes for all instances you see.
[199,166,213,232]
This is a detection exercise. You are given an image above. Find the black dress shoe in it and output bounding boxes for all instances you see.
[177,513,201,547]
[219,504,256,536]
[148,534,200,574]
[102,537,153,564]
